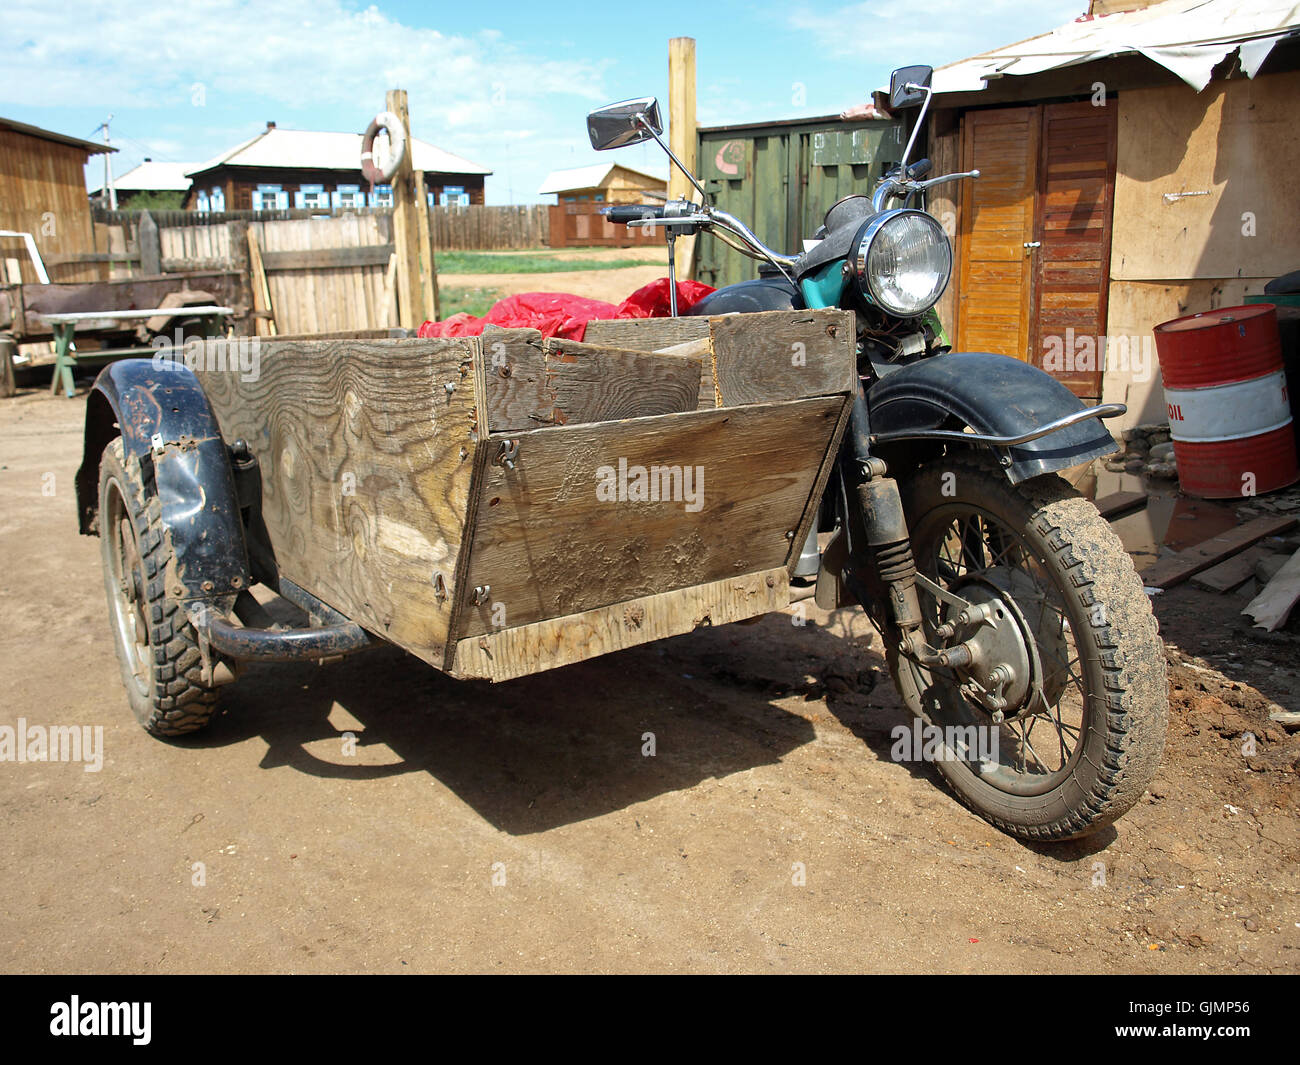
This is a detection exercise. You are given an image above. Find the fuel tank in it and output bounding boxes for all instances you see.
[686,277,802,316]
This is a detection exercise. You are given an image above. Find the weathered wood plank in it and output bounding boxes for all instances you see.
[1142,515,1298,589]
[1190,546,1272,593]
[654,337,715,410]
[450,567,790,682]
[260,244,395,271]
[786,396,852,577]
[543,337,702,425]
[194,336,484,665]
[1094,490,1148,520]
[481,328,550,431]
[457,395,844,637]
[709,309,856,406]
[582,316,710,350]
[483,332,704,431]
[1243,547,1300,630]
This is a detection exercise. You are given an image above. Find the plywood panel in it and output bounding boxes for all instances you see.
[1111,70,1300,282]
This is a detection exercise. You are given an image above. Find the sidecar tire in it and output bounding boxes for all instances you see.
[98,438,221,737]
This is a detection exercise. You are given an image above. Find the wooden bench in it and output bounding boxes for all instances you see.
[40,305,232,397]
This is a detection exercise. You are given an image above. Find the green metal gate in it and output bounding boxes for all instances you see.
[694,115,905,290]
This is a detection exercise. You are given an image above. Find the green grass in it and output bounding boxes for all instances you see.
[437,251,649,274]
[438,286,505,319]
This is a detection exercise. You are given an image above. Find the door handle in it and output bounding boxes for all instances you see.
[1023,241,1041,249]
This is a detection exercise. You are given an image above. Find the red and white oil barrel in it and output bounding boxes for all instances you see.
[1153,303,1299,498]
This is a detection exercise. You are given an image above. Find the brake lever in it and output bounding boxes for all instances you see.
[914,169,980,191]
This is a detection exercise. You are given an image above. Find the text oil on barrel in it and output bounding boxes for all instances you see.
[1152,303,1299,499]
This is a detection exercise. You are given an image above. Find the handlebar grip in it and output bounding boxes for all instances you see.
[907,157,932,180]
[604,204,666,224]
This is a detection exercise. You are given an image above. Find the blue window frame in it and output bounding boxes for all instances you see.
[254,184,287,211]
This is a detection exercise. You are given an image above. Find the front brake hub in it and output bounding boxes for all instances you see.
[940,575,1037,716]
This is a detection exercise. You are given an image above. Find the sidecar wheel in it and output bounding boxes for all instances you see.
[99,438,221,737]
[885,455,1167,841]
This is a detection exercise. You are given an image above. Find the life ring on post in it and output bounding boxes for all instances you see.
[360,111,407,184]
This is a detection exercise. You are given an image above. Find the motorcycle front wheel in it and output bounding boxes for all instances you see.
[885,455,1168,841]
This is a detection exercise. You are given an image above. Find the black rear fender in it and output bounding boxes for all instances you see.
[77,359,250,602]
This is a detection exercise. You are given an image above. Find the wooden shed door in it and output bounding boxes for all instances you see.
[957,101,1117,401]
[957,106,1040,361]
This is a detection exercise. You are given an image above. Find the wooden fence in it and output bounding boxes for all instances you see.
[249,215,396,335]
[96,204,549,250]
[75,203,557,335]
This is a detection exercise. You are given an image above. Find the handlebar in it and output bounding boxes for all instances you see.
[603,204,665,224]
[872,169,980,212]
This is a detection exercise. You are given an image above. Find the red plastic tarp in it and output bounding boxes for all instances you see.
[415,278,715,341]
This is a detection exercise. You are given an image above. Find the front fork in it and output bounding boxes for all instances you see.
[839,390,971,671]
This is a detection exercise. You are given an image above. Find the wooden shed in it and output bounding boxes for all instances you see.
[537,162,667,205]
[0,117,114,284]
[916,0,1300,423]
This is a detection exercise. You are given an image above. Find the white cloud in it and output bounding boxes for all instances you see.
[0,0,611,132]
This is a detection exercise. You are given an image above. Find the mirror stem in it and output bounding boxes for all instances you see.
[897,84,932,174]
[636,115,709,201]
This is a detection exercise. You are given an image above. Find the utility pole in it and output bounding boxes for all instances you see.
[99,116,117,210]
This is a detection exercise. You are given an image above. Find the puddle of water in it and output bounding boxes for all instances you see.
[1081,464,1242,573]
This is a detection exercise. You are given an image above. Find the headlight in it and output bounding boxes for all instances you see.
[853,209,952,317]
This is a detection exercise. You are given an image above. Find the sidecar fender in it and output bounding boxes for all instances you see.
[77,359,251,601]
[867,352,1120,483]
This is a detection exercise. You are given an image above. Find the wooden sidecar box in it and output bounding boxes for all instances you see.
[194,309,855,681]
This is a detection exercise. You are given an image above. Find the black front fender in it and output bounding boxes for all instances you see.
[77,359,251,601]
[866,352,1119,483]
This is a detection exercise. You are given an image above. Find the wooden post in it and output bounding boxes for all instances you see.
[387,89,426,328]
[247,227,277,336]
[226,220,253,335]
[0,335,17,399]
[138,210,161,277]
[414,169,440,322]
[668,37,698,281]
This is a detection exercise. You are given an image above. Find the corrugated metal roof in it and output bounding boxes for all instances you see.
[187,127,491,177]
[929,0,1300,94]
[0,116,115,154]
[88,160,195,195]
[537,161,667,195]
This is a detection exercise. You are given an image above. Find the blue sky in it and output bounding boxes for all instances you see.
[1,0,1083,204]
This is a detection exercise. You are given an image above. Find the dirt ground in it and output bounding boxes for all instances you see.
[443,246,670,304]
[0,386,1296,974]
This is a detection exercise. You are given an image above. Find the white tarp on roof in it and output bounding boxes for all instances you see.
[932,0,1300,95]
[187,127,491,177]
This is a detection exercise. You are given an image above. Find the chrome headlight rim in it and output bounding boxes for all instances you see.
[852,208,952,317]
